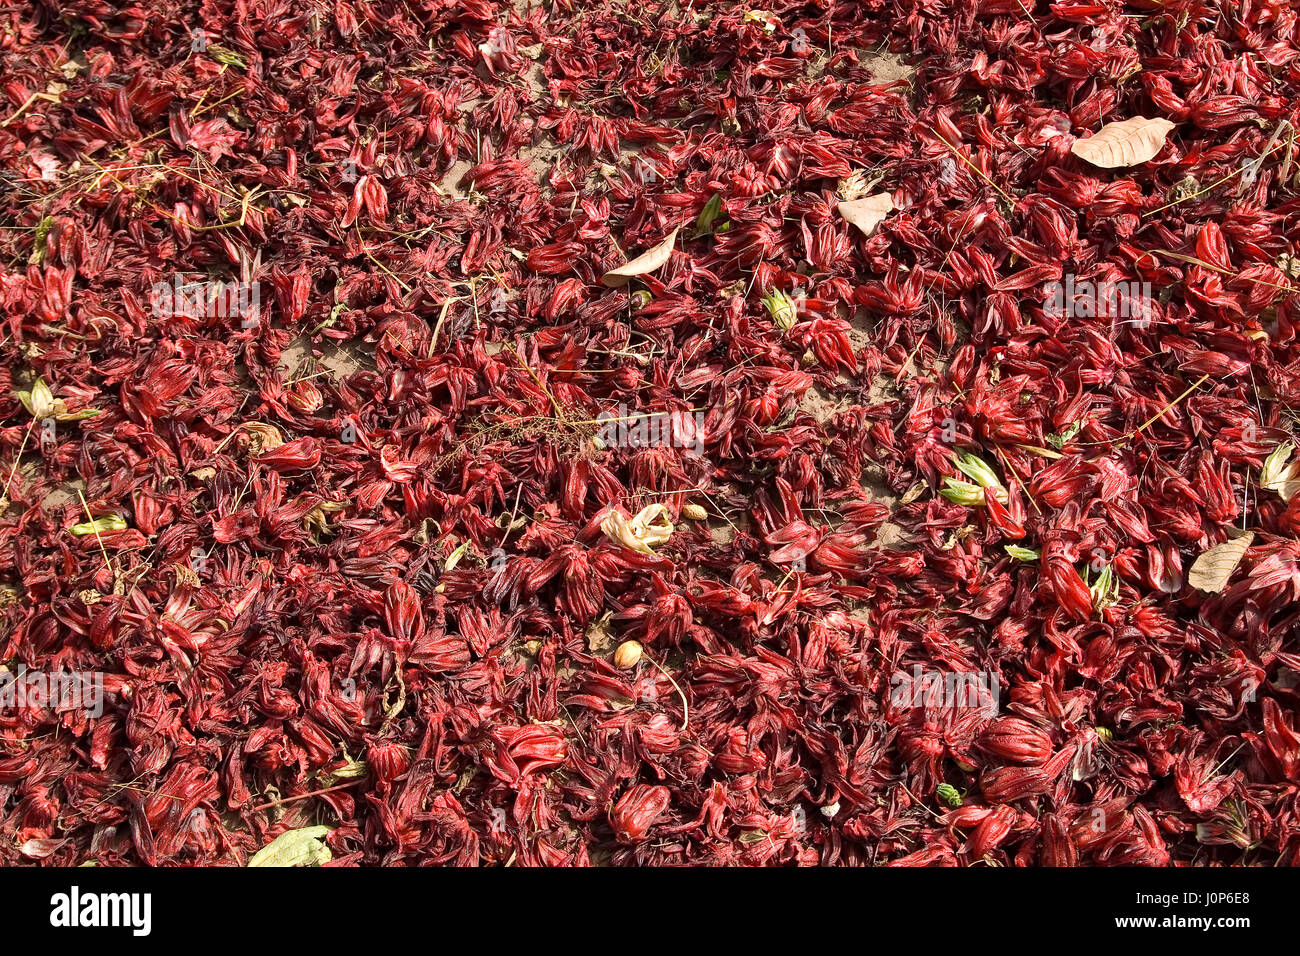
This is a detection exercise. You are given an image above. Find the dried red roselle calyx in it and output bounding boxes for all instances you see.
[610,785,672,843]
[978,717,1054,766]
[1,0,1298,871]
[287,381,325,414]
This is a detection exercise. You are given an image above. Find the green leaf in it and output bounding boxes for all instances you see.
[1047,419,1085,450]
[319,756,367,787]
[696,194,723,233]
[1004,544,1041,562]
[248,826,334,867]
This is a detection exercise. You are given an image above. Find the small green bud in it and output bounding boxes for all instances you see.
[761,289,798,332]
[1089,562,1120,610]
[206,44,247,68]
[70,515,127,537]
[939,478,986,507]
[936,783,962,808]
[954,450,1002,490]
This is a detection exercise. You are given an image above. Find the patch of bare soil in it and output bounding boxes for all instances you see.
[862,51,915,85]
[709,510,752,546]
[523,54,547,96]
[847,307,872,354]
[800,384,853,424]
[277,336,312,377]
[864,464,912,550]
[438,159,479,200]
[278,335,374,381]
[868,374,900,405]
[41,478,86,511]
[873,520,914,551]
[319,341,375,379]
[520,140,562,186]
[862,465,898,509]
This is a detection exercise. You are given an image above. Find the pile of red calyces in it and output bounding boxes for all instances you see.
[1,0,1299,866]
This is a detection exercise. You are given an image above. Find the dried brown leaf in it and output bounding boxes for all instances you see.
[837,193,894,237]
[602,228,679,287]
[1071,117,1176,168]
[1188,532,1254,593]
[1261,442,1300,501]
